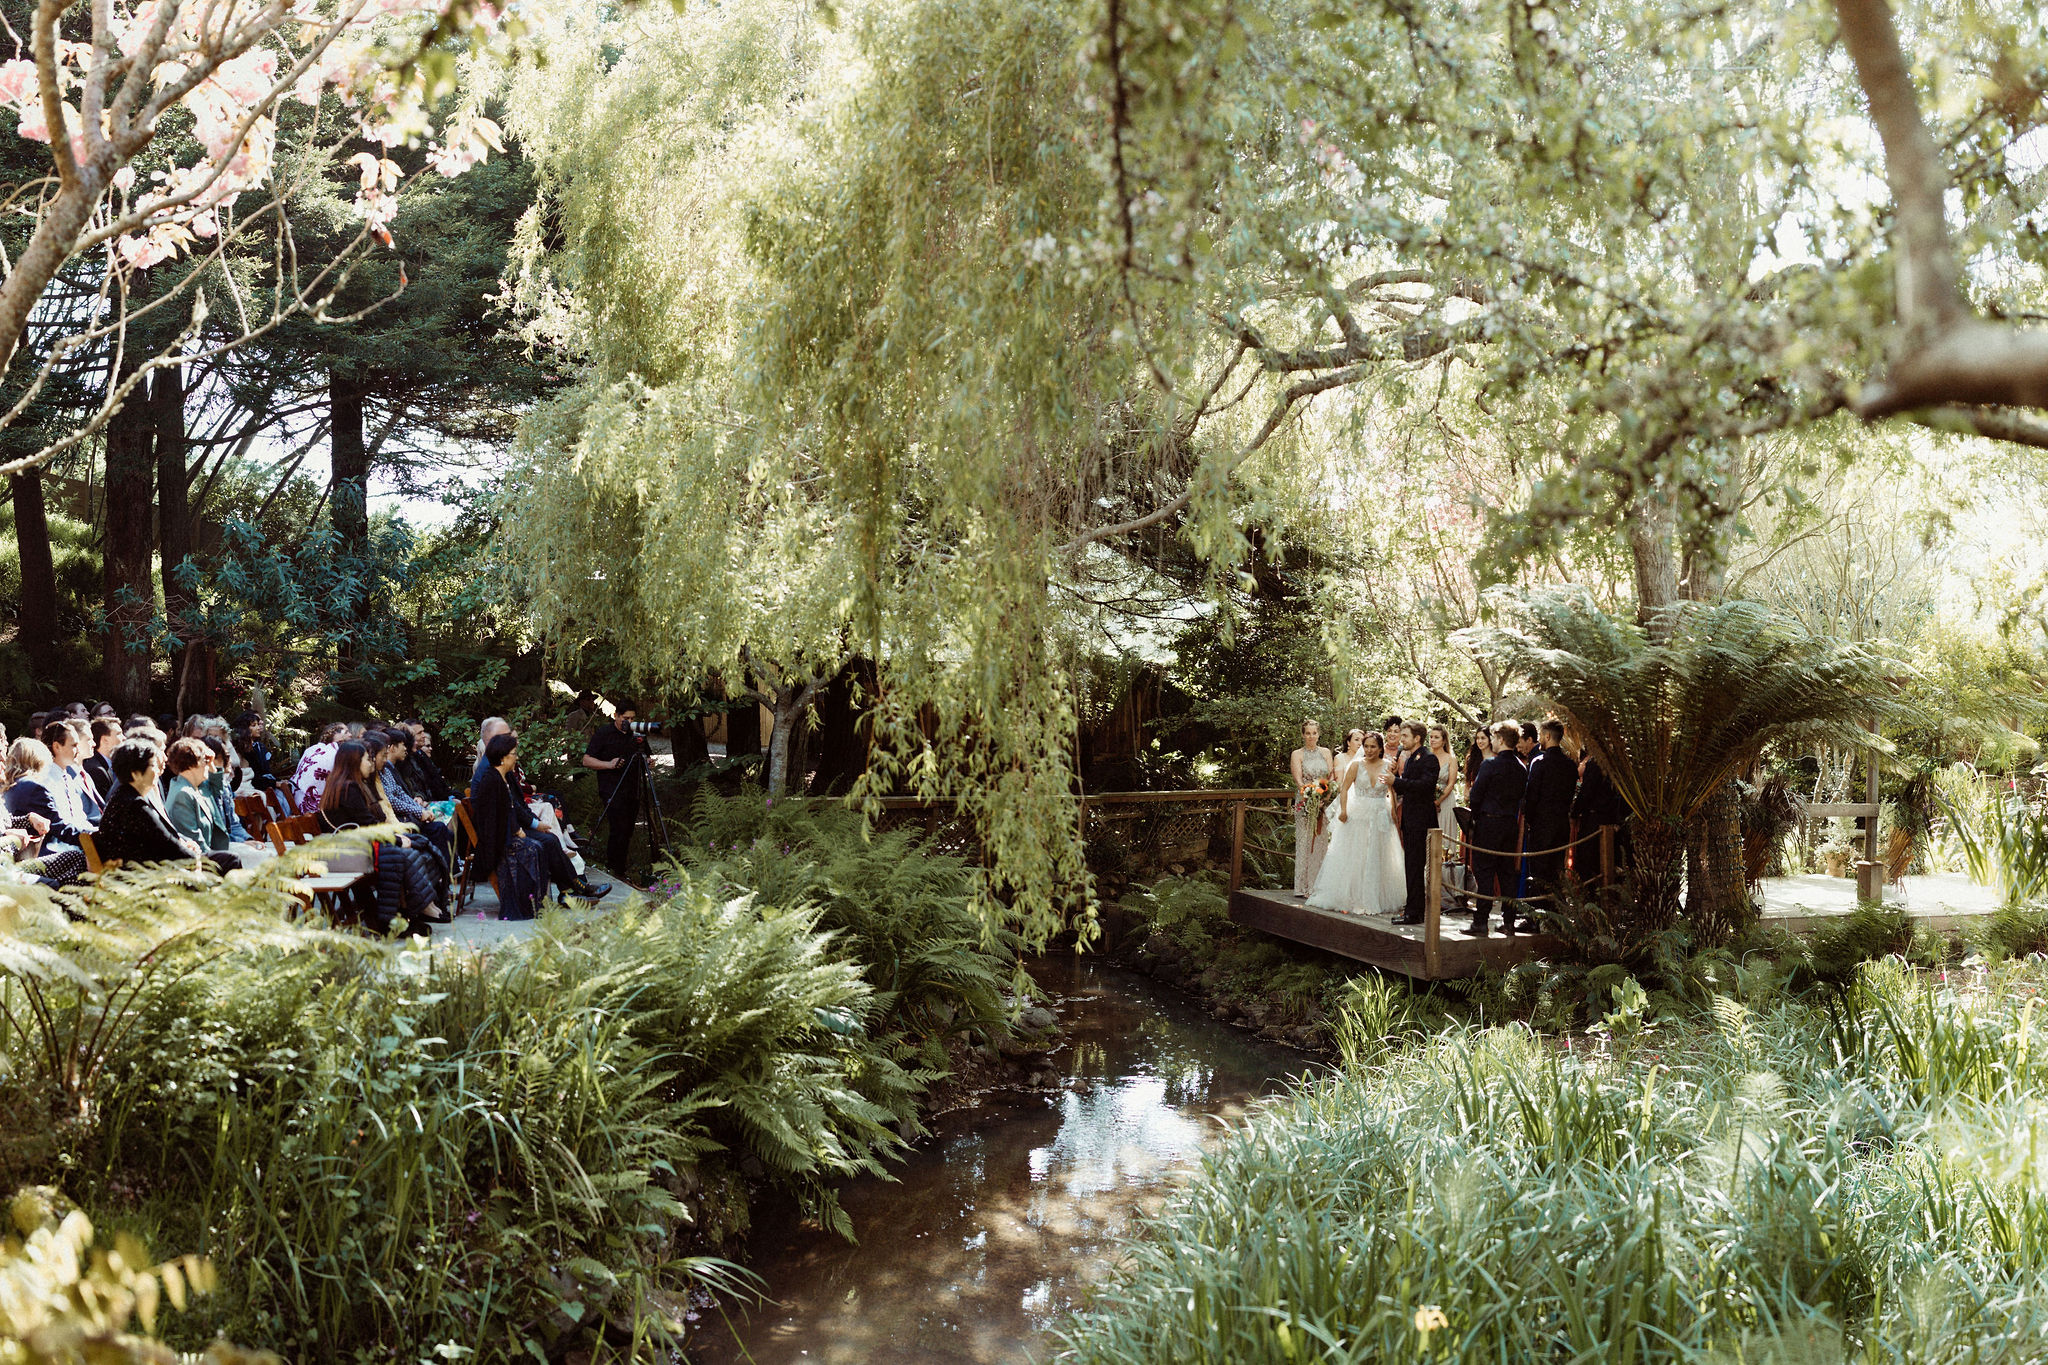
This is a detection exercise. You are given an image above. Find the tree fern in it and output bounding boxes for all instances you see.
[1459,589,1900,935]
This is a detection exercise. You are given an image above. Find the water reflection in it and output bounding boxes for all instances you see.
[695,958,1313,1365]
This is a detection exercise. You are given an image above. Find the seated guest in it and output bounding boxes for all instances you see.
[293,723,347,815]
[0,804,83,888]
[163,739,242,870]
[406,723,452,800]
[372,728,422,800]
[50,720,103,823]
[201,737,251,843]
[317,740,445,933]
[233,710,278,788]
[98,739,234,873]
[469,733,554,919]
[82,717,121,805]
[471,732,609,911]
[4,738,92,850]
[471,716,512,794]
[364,730,453,875]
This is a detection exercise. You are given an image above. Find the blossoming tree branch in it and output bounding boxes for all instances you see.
[0,0,508,476]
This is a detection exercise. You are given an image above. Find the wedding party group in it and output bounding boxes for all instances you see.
[1288,715,1626,937]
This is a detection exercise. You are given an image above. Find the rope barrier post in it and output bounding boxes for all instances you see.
[1424,828,1443,978]
[1600,824,1616,888]
[1230,799,1247,894]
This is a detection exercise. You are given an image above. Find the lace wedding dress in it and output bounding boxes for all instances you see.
[1307,758,1407,916]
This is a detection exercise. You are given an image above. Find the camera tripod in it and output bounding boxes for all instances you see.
[593,742,671,875]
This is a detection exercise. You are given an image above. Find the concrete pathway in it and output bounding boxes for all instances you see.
[1759,871,2001,929]
[433,880,639,951]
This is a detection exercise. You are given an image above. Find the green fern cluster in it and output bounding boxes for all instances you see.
[0,828,984,1361]
[674,787,1018,1068]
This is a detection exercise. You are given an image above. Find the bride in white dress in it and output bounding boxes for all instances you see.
[1307,732,1408,916]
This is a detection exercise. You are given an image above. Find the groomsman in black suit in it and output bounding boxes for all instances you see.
[1389,721,1439,926]
[1520,719,1578,927]
[1464,721,1527,937]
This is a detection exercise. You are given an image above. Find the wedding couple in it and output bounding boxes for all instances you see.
[1292,720,1440,924]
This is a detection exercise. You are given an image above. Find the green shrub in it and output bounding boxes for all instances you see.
[1980,904,2048,961]
[1119,872,1230,955]
[671,787,1018,1067]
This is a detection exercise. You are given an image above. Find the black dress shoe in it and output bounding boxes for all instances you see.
[1464,917,1490,937]
[1393,913,1424,926]
[572,881,613,900]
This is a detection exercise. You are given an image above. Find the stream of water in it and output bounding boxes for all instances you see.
[694,957,1314,1365]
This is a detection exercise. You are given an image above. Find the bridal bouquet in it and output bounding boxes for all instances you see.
[1295,776,1334,834]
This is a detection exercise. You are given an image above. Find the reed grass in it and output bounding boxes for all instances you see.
[1056,957,2048,1365]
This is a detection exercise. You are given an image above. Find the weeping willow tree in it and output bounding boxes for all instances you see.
[1459,590,1901,940]
[488,0,2044,943]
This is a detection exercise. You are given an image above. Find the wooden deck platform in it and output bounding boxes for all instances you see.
[1229,886,1560,980]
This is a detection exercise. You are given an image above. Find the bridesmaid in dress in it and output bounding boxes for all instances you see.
[1290,720,1334,897]
[1428,725,1462,905]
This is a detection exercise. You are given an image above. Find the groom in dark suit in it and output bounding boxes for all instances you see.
[1465,721,1527,937]
[1389,721,1439,926]
[1520,719,1578,930]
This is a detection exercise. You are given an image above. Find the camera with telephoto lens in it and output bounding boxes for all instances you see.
[624,719,663,737]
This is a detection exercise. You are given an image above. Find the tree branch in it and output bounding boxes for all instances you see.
[1909,404,2048,451]
[1834,0,2048,416]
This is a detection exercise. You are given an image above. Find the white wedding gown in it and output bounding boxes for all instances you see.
[1306,758,1407,916]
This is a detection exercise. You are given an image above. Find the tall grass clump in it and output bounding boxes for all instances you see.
[1936,763,2048,907]
[1057,956,2048,1365]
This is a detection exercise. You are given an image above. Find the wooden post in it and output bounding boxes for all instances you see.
[1230,800,1247,894]
[1857,732,1883,902]
[1424,828,1443,978]
[1600,824,1616,889]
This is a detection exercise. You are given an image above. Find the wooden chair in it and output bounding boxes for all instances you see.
[264,786,295,823]
[452,798,497,912]
[79,831,112,875]
[234,794,273,837]
[268,813,324,855]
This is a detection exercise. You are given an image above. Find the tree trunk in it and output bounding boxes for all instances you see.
[329,369,370,700]
[154,360,210,716]
[101,370,156,712]
[1624,490,1679,620]
[1686,780,1754,946]
[1631,819,1685,936]
[329,369,369,558]
[11,467,58,680]
[765,691,800,799]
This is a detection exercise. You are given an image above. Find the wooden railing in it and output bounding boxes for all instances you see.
[865,789,1295,877]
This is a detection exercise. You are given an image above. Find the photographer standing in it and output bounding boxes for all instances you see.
[582,701,642,878]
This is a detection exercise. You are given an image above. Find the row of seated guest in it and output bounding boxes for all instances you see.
[0,729,93,887]
[96,739,240,875]
[317,738,447,936]
[290,718,449,816]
